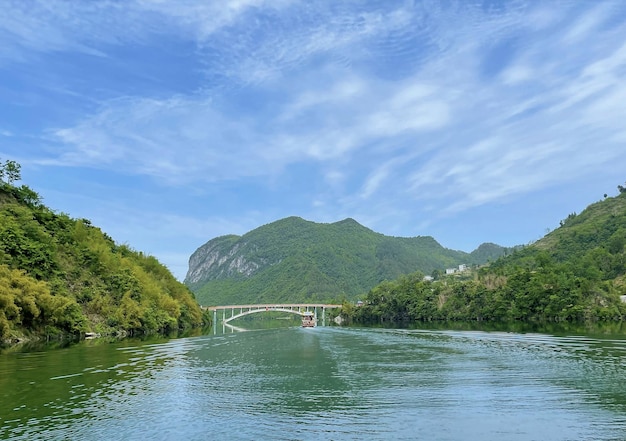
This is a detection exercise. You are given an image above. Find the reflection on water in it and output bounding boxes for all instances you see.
[1,323,626,440]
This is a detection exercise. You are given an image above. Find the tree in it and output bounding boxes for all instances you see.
[0,160,21,184]
[431,268,443,280]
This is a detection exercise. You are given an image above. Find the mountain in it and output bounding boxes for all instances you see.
[483,190,626,275]
[469,242,520,263]
[185,216,509,305]
[346,188,626,324]
[0,182,207,344]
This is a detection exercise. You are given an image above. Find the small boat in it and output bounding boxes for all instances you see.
[301,311,316,328]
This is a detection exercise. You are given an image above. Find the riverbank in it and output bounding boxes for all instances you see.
[1,325,211,354]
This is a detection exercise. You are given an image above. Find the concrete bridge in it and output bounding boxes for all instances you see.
[204,303,342,327]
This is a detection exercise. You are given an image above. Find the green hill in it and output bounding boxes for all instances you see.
[347,187,626,324]
[0,177,207,344]
[185,216,509,305]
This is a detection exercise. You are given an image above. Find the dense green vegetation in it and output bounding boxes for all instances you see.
[0,163,208,344]
[186,217,509,305]
[344,189,626,324]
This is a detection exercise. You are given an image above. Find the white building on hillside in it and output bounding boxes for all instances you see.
[445,264,468,275]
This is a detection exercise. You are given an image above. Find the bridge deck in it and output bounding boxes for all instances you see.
[204,303,342,311]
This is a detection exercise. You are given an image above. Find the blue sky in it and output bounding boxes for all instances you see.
[1,1,626,281]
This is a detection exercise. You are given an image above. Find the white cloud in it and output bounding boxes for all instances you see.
[48,60,455,184]
[500,64,533,85]
[561,2,615,44]
[50,95,263,183]
[360,163,391,200]
[393,4,626,216]
[0,0,291,66]
[8,0,626,257]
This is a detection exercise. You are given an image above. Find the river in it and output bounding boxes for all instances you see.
[1,324,626,440]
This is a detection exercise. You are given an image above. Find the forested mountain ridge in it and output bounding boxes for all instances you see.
[347,188,626,324]
[185,216,509,305]
[0,175,207,344]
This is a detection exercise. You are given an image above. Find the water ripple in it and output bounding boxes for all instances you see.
[2,328,626,440]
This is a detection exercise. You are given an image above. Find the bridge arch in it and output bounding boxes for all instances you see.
[205,303,342,328]
[224,307,307,324]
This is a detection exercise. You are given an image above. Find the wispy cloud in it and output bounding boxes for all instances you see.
[0,0,298,74]
[33,2,623,206]
[47,66,453,184]
[3,0,626,270]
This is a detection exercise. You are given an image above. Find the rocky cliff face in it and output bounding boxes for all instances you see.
[184,235,271,286]
[185,217,317,288]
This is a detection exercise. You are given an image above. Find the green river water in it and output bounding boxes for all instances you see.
[1,323,626,440]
